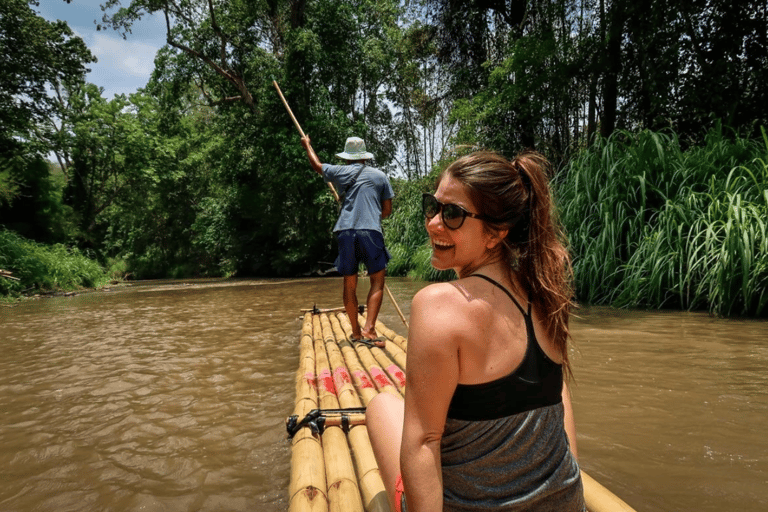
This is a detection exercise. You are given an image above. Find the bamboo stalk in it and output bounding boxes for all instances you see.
[337,313,401,398]
[289,314,328,512]
[384,284,409,329]
[372,318,408,353]
[301,306,355,314]
[582,471,638,512]
[313,316,364,512]
[0,269,19,281]
[320,315,389,512]
[328,314,380,406]
[273,80,340,202]
[353,316,405,394]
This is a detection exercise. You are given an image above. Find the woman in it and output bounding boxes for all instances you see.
[367,151,584,511]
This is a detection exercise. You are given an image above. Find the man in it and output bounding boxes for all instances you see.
[301,135,394,345]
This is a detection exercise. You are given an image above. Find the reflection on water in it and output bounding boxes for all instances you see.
[0,277,766,511]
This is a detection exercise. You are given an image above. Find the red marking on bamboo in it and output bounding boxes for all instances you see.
[304,372,317,390]
[333,367,352,390]
[387,364,406,388]
[369,367,393,388]
[318,368,336,394]
[354,370,374,389]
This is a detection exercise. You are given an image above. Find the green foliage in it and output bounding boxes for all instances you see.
[0,152,76,243]
[452,25,575,158]
[0,0,94,139]
[554,125,768,316]
[0,229,109,298]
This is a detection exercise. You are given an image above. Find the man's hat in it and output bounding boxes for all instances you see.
[336,137,374,160]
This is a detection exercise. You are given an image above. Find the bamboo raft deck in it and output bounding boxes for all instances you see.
[287,310,637,512]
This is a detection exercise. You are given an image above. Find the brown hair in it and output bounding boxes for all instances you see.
[440,150,575,378]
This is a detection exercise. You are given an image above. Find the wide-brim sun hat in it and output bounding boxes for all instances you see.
[336,137,374,160]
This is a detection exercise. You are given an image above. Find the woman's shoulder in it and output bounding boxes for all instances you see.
[411,281,479,328]
[413,281,462,305]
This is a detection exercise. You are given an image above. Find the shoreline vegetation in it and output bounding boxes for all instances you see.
[3,126,766,317]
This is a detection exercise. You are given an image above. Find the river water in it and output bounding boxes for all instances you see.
[0,277,766,512]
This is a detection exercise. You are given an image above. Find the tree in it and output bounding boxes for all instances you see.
[0,0,94,143]
[64,85,160,251]
[96,0,412,276]
[0,0,94,221]
[100,0,288,114]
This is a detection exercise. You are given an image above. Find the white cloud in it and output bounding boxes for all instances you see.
[91,33,158,78]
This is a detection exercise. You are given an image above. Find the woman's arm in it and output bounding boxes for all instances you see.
[400,284,463,511]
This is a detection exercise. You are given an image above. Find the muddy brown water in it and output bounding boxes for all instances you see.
[0,277,766,511]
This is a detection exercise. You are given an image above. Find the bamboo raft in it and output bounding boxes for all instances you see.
[287,310,637,512]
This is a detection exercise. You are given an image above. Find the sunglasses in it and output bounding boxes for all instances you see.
[422,193,488,230]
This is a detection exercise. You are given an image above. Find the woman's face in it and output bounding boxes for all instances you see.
[426,174,499,277]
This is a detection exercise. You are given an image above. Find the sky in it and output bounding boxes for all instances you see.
[36,0,167,100]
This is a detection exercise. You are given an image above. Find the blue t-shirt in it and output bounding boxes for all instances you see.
[322,163,394,234]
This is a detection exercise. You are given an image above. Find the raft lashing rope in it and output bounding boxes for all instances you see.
[286,308,638,512]
[286,407,368,438]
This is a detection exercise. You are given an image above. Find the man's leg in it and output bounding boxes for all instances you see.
[362,268,385,340]
[343,273,362,339]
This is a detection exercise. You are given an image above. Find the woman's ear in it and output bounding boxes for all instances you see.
[485,228,509,250]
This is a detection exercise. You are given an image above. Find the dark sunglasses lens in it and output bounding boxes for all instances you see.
[442,204,466,229]
[422,194,439,218]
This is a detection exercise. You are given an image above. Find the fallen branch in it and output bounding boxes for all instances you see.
[0,269,19,281]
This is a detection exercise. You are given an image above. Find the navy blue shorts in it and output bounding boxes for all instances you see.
[335,229,391,276]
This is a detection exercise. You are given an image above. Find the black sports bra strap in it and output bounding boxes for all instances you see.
[471,274,528,317]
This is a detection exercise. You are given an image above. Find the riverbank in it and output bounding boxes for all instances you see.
[0,229,113,304]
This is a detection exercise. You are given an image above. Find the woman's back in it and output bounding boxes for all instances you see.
[430,272,561,383]
[437,274,584,511]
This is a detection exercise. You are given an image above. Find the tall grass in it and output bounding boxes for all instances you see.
[554,125,768,316]
[0,229,110,300]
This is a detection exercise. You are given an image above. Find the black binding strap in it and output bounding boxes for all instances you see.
[285,407,367,438]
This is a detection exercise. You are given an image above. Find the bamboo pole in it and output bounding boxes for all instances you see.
[289,313,328,512]
[0,269,19,281]
[273,80,340,202]
[384,285,409,329]
[320,315,389,512]
[372,318,408,353]
[312,316,364,512]
[353,315,405,394]
[337,313,401,398]
[328,314,380,406]
[582,471,638,512]
[301,306,355,314]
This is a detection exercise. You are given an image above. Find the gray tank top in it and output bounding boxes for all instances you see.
[440,402,585,511]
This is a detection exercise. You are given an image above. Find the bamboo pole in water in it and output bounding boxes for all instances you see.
[288,313,327,512]
[312,316,364,512]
